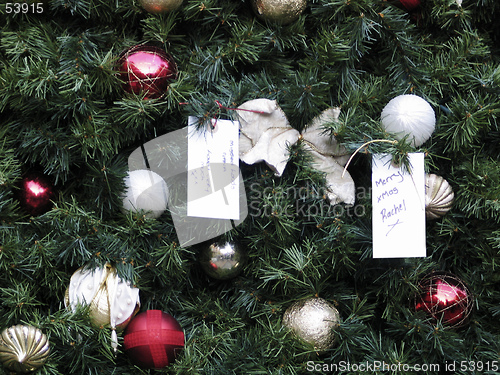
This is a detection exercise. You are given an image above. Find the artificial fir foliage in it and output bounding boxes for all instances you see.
[1,0,500,374]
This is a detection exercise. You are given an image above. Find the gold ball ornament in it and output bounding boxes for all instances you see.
[65,263,140,349]
[425,174,454,219]
[283,297,340,351]
[139,0,183,14]
[199,240,247,280]
[251,0,308,25]
[0,325,50,373]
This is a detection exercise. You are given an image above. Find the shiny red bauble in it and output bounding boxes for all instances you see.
[414,272,473,328]
[118,45,177,99]
[123,310,184,369]
[399,0,421,11]
[17,172,55,216]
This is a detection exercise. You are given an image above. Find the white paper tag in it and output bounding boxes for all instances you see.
[187,116,240,220]
[372,153,426,258]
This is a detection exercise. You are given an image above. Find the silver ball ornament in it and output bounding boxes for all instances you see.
[199,241,247,280]
[283,297,340,351]
[139,0,183,14]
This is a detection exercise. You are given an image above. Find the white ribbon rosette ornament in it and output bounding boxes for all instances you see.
[65,263,141,351]
[380,94,435,147]
[237,99,355,205]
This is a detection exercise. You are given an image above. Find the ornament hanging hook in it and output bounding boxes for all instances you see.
[341,139,397,178]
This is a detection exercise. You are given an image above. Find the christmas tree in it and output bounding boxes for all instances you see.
[1,0,500,374]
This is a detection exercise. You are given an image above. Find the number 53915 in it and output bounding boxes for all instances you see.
[6,2,44,14]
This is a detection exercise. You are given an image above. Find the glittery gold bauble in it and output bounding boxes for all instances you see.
[199,240,247,280]
[251,0,308,25]
[425,174,454,220]
[139,0,183,14]
[65,263,140,333]
[0,325,50,373]
[283,297,340,351]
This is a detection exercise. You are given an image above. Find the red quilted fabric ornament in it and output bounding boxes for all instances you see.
[399,0,421,11]
[414,272,473,328]
[123,310,184,369]
[118,45,177,99]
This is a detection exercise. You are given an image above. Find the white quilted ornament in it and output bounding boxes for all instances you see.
[65,263,140,350]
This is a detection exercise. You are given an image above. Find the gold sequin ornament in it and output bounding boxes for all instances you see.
[0,325,50,373]
[65,263,140,350]
[251,0,308,25]
[283,297,340,351]
[425,174,454,219]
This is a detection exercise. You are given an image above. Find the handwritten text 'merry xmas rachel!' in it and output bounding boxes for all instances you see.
[374,170,407,223]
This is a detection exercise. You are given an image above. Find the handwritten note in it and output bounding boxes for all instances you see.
[372,153,426,258]
[187,117,240,220]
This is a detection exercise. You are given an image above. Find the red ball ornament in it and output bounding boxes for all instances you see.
[118,45,177,99]
[398,0,420,11]
[123,310,184,369]
[414,272,473,328]
[17,172,55,216]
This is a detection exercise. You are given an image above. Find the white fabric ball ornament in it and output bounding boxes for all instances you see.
[122,170,168,219]
[381,94,436,147]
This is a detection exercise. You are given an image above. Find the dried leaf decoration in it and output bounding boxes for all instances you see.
[301,108,355,205]
[237,99,300,177]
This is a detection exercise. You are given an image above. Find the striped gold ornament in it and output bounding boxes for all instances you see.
[425,174,454,219]
[0,325,50,373]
